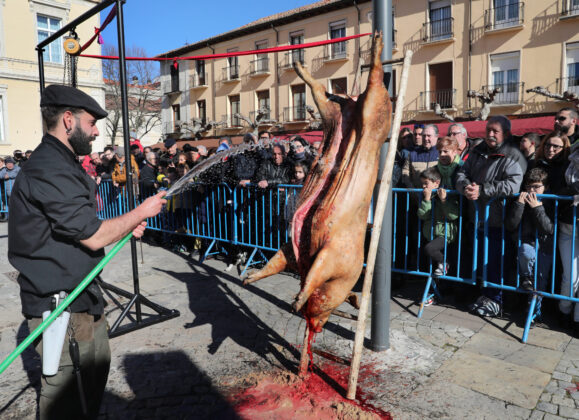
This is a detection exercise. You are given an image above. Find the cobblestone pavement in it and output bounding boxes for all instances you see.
[0,223,578,419]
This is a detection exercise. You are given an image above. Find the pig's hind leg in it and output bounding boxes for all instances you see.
[242,242,296,285]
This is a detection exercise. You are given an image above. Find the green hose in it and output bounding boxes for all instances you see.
[0,233,133,375]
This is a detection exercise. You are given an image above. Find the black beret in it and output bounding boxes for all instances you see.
[40,84,108,120]
[164,138,176,149]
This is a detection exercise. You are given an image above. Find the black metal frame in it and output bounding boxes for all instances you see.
[36,0,179,338]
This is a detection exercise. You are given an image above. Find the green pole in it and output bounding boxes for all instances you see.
[0,233,133,375]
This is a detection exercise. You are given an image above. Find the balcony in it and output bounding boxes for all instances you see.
[163,120,182,135]
[556,76,579,95]
[163,79,181,96]
[482,82,525,105]
[222,114,243,128]
[283,106,308,122]
[323,41,348,62]
[422,17,454,43]
[561,0,579,18]
[419,89,457,111]
[280,50,305,71]
[485,2,524,31]
[250,57,270,76]
[249,109,272,123]
[191,72,208,88]
[221,65,240,82]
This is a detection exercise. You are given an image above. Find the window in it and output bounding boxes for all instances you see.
[290,32,304,65]
[253,40,268,73]
[429,0,452,41]
[37,15,62,64]
[170,65,179,92]
[229,95,240,126]
[565,42,579,94]
[563,0,579,15]
[329,20,347,59]
[172,104,181,130]
[227,48,239,80]
[197,100,206,125]
[427,62,453,109]
[490,52,520,104]
[291,84,306,120]
[330,78,347,95]
[257,90,270,119]
[492,0,520,29]
[195,61,206,86]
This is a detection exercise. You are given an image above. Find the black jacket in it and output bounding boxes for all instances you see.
[505,199,555,250]
[8,134,105,316]
[256,160,292,185]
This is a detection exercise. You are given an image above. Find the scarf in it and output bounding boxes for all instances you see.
[437,155,462,187]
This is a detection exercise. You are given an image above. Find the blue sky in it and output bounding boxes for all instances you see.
[99,0,314,57]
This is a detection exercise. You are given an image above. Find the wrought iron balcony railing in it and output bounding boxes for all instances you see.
[561,0,579,16]
[485,2,524,30]
[419,88,457,111]
[556,76,579,94]
[280,50,305,70]
[191,72,207,88]
[249,109,272,123]
[482,82,525,105]
[283,106,307,122]
[323,41,348,61]
[222,65,240,81]
[250,57,270,75]
[422,17,454,43]
[222,114,243,128]
[163,121,181,135]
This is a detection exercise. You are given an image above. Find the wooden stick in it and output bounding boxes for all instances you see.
[299,323,310,377]
[346,49,413,400]
[331,309,358,320]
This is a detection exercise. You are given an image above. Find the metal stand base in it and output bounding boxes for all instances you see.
[97,279,180,338]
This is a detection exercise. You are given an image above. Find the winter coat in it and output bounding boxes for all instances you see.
[417,192,459,243]
[255,160,292,185]
[402,146,439,188]
[456,140,527,227]
[505,199,555,250]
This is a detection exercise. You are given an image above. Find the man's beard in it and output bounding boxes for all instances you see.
[69,125,94,156]
[557,124,570,134]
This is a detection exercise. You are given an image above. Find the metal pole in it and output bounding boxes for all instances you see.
[371,0,392,352]
[37,49,45,94]
[116,0,142,321]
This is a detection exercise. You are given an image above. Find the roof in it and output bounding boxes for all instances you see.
[156,0,371,58]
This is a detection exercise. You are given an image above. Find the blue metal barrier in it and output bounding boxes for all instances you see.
[97,180,579,343]
[0,179,14,218]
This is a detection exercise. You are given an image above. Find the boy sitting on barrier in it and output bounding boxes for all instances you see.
[506,167,555,294]
[417,167,459,277]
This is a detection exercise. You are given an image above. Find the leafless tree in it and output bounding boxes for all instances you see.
[433,103,455,123]
[467,88,501,121]
[526,86,579,110]
[103,44,162,146]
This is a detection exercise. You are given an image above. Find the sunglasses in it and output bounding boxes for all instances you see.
[413,124,424,129]
[556,116,567,122]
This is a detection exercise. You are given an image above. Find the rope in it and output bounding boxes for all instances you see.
[79,33,371,62]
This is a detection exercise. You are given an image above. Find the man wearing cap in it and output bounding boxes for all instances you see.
[8,84,167,419]
[163,137,178,160]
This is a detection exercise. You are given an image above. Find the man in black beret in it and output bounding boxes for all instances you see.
[8,84,167,419]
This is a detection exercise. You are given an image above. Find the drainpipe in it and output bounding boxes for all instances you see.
[207,43,216,136]
[468,0,473,112]
[371,0,393,352]
[271,24,279,126]
[352,0,361,95]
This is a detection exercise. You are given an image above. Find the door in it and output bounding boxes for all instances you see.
[429,62,453,109]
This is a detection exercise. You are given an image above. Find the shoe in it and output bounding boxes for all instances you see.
[433,263,448,277]
[225,263,235,272]
[235,251,247,266]
[424,296,435,306]
[475,297,501,317]
[468,295,487,313]
[520,276,534,292]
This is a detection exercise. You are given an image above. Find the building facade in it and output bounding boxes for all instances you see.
[158,0,579,139]
[0,0,106,155]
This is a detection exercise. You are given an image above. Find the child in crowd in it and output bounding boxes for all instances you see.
[505,167,555,293]
[285,163,309,238]
[417,167,459,276]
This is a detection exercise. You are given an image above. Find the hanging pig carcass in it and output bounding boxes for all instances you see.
[244,32,392,335]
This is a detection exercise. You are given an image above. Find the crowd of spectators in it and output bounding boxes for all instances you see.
[393,107,579,335]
